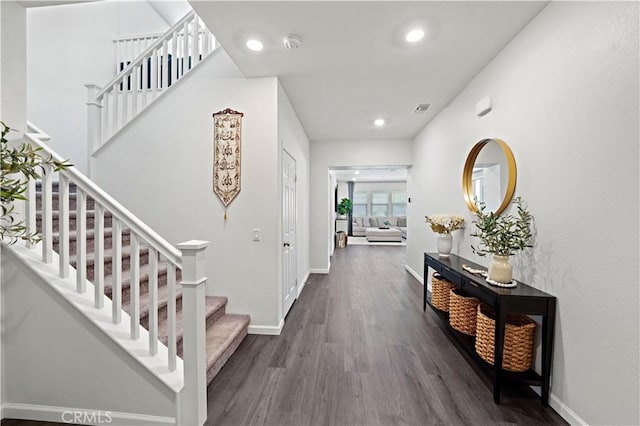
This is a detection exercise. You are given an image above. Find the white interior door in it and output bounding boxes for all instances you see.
[282,150,297,317]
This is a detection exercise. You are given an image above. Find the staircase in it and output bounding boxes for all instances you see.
[34,182,250,385]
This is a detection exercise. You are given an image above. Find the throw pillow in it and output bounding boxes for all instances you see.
[398,216,407,227]
[355,217,363,227]
[387,217,398,226]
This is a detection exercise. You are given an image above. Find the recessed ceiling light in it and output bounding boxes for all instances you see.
[374,118,385,127]
[406,29,424,43]
[246,39,264,52]
[354,170,360,175]
[352,177,357,181]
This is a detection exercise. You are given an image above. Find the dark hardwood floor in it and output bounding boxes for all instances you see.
[2,245,566,426]
[206,245,566,426]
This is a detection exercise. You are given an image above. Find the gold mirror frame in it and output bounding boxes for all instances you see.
[462,138,517,216]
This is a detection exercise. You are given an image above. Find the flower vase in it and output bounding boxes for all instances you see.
[488,255,513,283]
[437,234,453,257]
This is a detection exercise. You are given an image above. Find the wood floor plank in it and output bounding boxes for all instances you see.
[207,245,567,426]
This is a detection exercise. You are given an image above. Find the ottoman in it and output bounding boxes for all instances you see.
[365,227,403,242]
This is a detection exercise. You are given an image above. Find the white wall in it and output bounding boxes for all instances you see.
[94,51,285,331]
[353,181,406,193]
[1,246,177,424]
[27,1,171,173]
[336,181,348,203]
[0,1,28,413]
[277,82,311,303]
[1,1,26,132]
[310,139,413,272]
[407,2,639,424]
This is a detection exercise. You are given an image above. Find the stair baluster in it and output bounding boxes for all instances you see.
[41,164,53,264]
[94,204,105,308]
[148,246,159,355]
[25,178,37,249]
[112,218,123,324]
[167,262,178,371]
[58,174,70,278]
[76,189,87,293]
[130,233,140,339]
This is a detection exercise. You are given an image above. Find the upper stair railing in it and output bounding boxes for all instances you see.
[19,124,209,425]
[86,10,216,158]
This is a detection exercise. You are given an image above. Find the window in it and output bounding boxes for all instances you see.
[371,191,389,216]
[352,191,368,217]
[392,191,407,216]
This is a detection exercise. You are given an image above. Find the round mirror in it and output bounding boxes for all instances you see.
[462,138,517,216]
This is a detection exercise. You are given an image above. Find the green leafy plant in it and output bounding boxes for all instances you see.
[1,121,70,244]
[337,197,352,216]
[470,196,533,257]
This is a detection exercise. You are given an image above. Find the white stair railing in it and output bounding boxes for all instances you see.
[114,33,163,76]
[22,126,209,425]
[86,11,216,156]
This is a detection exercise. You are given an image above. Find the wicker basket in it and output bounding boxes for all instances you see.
[431,273,454,312]
[449,289,480,336]
[475,304,536,372]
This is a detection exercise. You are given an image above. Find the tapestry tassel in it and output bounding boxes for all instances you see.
[224,208,227,221]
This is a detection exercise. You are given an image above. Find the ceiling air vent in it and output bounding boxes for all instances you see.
[413,103,431,114]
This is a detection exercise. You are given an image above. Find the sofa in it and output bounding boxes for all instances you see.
[352,216,407,239]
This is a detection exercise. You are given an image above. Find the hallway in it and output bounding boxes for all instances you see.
[206,245,565,425]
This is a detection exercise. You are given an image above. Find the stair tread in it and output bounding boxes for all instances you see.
[70,243,148,265]
[158,296,228,345]
[105,262,172,290]
[122,279,182,320]
[205,314,250,374]
[36,210,111,217]
[53,227,130,240]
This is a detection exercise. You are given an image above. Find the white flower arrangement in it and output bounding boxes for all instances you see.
[425,214,465,234]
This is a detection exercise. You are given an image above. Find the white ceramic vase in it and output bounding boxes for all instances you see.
[488,254,513,283]
[437,233,453,257]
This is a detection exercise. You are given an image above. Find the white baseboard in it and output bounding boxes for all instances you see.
[2,403,174,426]
[248,319,284,336]
[309,268,329,274]
[405,264,424,285]
[297,271,310,297]
[549,393,587,425]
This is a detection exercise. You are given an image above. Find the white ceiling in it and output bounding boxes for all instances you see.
[333,167,407,183]
[191,1,547,142]
[147,0,191,26]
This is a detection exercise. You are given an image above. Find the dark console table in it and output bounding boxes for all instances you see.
[423,252,556,405]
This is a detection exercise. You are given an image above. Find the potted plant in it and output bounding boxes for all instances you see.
[1,121,69,244]
[337,197,352,218]
[470,196,533,284]
[425,214,465,257]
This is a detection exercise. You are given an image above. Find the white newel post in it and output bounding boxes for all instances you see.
[85,84,102,179]
[178,240,209,426]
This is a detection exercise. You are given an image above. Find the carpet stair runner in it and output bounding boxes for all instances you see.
[36,183,250,385]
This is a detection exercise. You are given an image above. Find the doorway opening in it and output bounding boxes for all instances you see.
[329,166,409,251]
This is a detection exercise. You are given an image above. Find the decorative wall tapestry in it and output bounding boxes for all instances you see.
[213,108,243,220]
